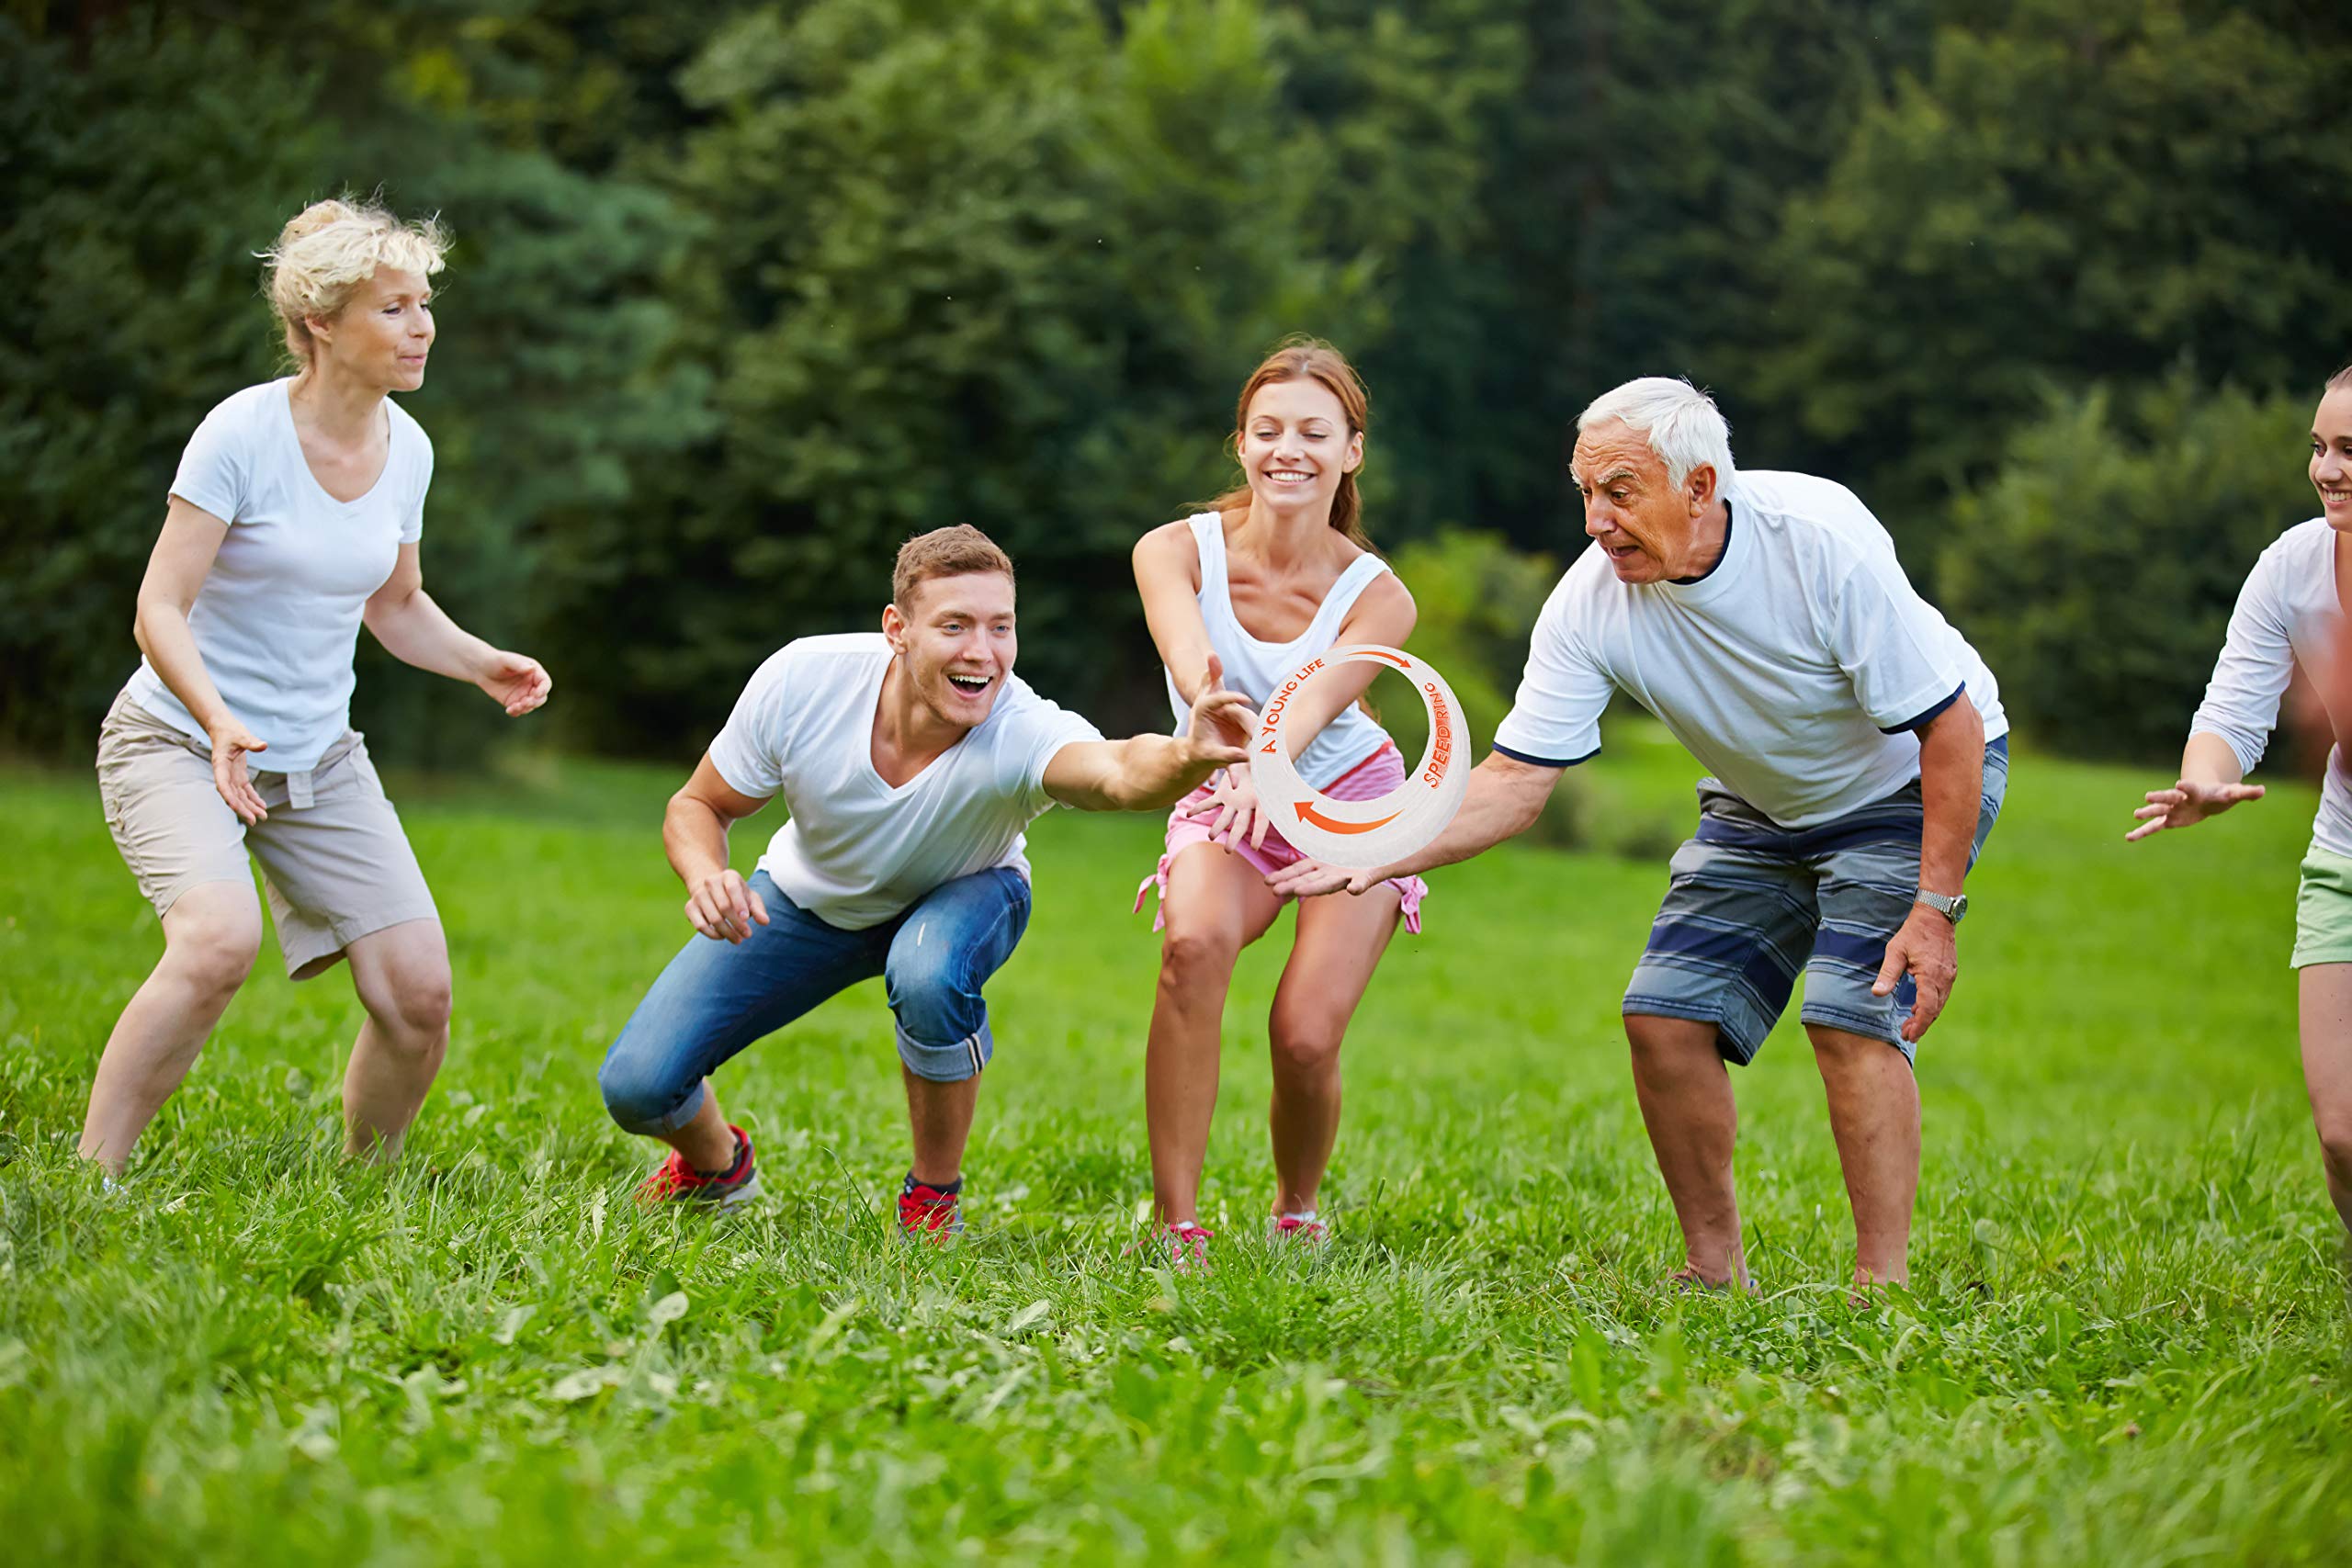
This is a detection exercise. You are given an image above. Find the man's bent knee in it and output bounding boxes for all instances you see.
[1805,1022,1908,1072]
[1626,1011,1722,1064]
[598,1047,705,1135]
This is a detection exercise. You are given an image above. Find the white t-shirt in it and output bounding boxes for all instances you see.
[707,633,1106,930]
[122,378,431,773]
[1494,469,2008,829]
[2189,518,2352,858]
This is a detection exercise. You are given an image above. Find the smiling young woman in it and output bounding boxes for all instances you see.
[85,197,553,1178]
[2129,361,2352,1235]
[1126,338,1429,1266]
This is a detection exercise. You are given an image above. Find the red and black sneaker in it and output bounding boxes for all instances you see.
[897,1178,965,1242]
[636,1125,760,1210]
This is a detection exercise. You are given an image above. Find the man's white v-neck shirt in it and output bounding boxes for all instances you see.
[707,634,1103,930]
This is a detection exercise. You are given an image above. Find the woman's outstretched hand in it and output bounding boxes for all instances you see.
[1182,765,1273,852]
[2124,778,2265,841]
[205,716,270,824]
[477,650,553,716]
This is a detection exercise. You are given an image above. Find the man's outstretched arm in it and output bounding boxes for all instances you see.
[1042,667,1254,813]
[1265,749,1565,897]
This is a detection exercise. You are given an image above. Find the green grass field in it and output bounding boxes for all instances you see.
[3,731,2348,1562]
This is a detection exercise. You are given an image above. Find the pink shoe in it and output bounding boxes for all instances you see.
[1270,1212,1328,1246]
[1152,1221,1215,1270]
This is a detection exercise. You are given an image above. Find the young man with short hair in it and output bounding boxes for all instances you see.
[600,525,1252,1235]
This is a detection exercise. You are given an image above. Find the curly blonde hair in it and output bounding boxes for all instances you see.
[261,196,447,366]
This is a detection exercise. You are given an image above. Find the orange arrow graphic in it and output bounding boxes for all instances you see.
[1294,799,1399,834]
[1357,649,1412,669]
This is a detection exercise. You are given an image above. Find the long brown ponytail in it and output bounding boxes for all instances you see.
[1201,336,1376,551]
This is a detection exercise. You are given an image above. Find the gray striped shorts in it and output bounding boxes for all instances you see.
[1623,739,2008,1064]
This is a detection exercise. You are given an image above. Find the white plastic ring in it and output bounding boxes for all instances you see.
[1249,644,1470,872]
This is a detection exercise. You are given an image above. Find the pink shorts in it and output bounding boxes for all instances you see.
[1133,740,1429,934]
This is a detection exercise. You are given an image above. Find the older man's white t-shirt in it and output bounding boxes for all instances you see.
[707,633,1105,930]
[2189,518,2352,858]
[122,379,431,773]
[1493,469,2007,829]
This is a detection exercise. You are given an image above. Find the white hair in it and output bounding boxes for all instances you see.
[1576,377,1736,487]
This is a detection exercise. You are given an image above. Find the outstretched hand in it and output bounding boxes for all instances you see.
[1182,766,1272,852]
[1182,653,1258,768]
[2124,778,2264,841]
[477,649,553,716]
[205,716,270,824]
[1264,856,1377,899]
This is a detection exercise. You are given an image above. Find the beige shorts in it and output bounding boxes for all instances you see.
[96,694,439,979]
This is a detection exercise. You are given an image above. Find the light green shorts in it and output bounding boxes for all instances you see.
[2292,848,2352,968]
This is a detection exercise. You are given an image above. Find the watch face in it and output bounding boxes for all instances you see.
[1948,894,1968,921]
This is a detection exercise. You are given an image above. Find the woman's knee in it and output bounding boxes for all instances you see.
[164,894,263,1000]
[2314,1100,2352,1179]
[373,959,453,1043]
[1269,1006,1344,1077]
[1159,917,1242,993]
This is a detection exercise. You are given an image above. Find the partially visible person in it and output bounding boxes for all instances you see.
[1129,338,1425,1268]
[1274,377,2007,1294]
[2127,362,2352,1235]
[598,525,1253,1237]
[85,197,551,1176]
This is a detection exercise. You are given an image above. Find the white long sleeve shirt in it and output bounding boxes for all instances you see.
[2189,518,2352,857]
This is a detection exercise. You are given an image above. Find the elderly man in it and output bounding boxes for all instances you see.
[1272,378,2007,1291]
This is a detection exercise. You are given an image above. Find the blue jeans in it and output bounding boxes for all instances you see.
[598,866,1032,1135]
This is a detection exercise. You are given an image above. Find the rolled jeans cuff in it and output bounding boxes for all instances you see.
[610,1076,707,1137]
[897,1020,993,1083]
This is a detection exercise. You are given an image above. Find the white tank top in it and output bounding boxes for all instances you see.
[1162,511,1394,789]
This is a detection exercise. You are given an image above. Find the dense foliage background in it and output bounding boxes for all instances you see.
[5,0,2347,767]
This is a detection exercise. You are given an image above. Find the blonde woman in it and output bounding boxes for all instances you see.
[85,197,550,1175]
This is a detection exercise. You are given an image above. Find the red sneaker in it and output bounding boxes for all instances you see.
[898,1180,965,1241]
[636,1125,760,1209]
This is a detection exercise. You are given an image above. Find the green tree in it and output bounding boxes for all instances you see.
[0,3,708,763]
[1939,374,2321,760]
[0,12,332,751]
[563,0,1521,750]
[1758,0,2352,535]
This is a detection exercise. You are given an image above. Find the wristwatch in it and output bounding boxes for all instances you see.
[1916,890,1969,925]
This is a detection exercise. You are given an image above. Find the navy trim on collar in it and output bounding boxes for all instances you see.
[1668,500,1735,586]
